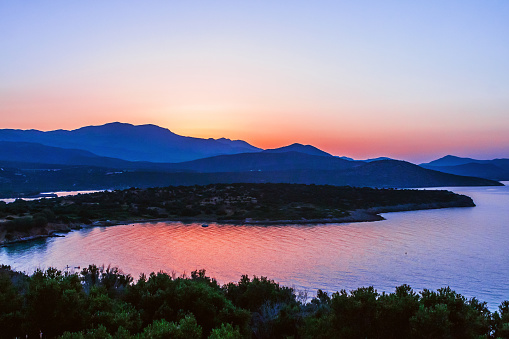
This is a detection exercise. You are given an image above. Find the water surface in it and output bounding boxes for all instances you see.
[0,190,103,203]
[1,184,508,310]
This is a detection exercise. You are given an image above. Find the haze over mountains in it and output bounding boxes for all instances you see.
[421,155,509,181]
[0,123,504,195]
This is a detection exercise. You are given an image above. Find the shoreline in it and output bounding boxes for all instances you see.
[0,200,473,246]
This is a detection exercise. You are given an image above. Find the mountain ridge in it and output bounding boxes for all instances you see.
[0,122,262,163]
[421,155,509,180]
[0,123,505,194]
[263,143,332,157]
[0,143,501,196]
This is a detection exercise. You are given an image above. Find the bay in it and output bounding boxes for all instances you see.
[1,183,508,310]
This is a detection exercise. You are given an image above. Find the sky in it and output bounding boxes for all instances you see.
[1,1,508,163]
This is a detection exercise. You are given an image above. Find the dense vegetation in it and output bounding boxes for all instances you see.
[0,264,508,338]
[0,184,473,242]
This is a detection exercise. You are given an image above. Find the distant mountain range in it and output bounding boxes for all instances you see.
[0,122,261,163]
[0,141,189,172]
[0,123,504,195]
[421,155,509,181]
[0,158,499,196]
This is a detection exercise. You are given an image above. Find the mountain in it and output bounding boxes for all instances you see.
[0,141,131,168]
[0,141,102,164]
[0,141,189,171]
[363,157,394,162]
[263,143,332,157]
[0,124,504,195]
[0,140,357,173]
[0,141,356,173]
[421,156,509,181]
[341,160,500,187]
[0,122,261,163]
[214,137,256,150]
[422,155,481,167]
[0,158,500,197]
[167,151,356,173]
[167,153,498,189]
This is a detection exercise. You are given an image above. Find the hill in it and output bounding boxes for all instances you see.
[263,143,332,157]
[0,141,141,169]
[423,155,479,167]
[0,141,357,173]
[0,158,500,198]
[0,141,192,172]
[144,153,501,187]
[421,155,509,180]
[168,151,356,172]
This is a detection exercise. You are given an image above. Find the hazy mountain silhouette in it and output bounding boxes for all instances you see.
[0,141,129,168]
[0,124,504,194]
[421,155,509,180]
[422,155,480,167]
[0,141,190,171]
[0,141,355,173]
[263,143,332,157]
[334,156,395,162]
[201,160,499,187]
[0,122,261,163]
[363,157,394,162]
[168,151,355,172]
[342,160,499,187]
[0,158,500,195]
[0,141,356,173]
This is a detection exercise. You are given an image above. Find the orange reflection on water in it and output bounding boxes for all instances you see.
[92,221,381,288]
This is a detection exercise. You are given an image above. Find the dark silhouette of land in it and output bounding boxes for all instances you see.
[0,183,475,245]
[0,123,504,197]
[0,147,501,197]
[421,155,509,180]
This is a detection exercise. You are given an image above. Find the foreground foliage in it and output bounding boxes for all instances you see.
[0,265,508,338]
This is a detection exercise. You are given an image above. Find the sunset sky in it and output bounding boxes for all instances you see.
[1,1,508,163]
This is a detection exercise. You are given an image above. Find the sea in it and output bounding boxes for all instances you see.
[1,183,508,311]
[0,190,103,204]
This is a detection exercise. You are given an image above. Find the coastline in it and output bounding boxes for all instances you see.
[0,200,474,246]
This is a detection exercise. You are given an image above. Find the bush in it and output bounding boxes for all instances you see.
[139,315,202,339]
[208,323,243,339]
[2,216,36,232]
[33,214,48,228]
[224,275,295,312]
[0,265,505,338]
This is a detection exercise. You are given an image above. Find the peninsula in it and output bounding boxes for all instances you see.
[0,183,475,245]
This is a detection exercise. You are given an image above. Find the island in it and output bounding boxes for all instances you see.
[0,183,475,245]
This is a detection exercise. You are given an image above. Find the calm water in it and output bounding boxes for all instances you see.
[1,184,508,310]
[0,190,103,204]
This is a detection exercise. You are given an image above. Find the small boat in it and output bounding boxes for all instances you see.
[201,223,209,228]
